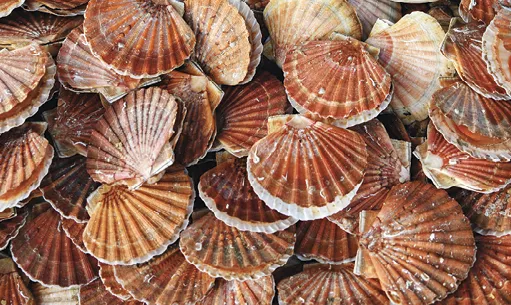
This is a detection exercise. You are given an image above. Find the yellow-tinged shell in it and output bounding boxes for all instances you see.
[98,264,131,301]
[0,257,35,305]
[31,283,79,305]
[347,0,401,39]
[0,0,24,18]
[79,279,143,305]
[459,0,501,24]
[0,209,27,250]
[197,276,275,305]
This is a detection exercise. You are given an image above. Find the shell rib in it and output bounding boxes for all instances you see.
[459,0,501,24]
[0,0,24,18]
[0,257,35,305]
[79,279,142,305]
[31,283,79,304]
[61,218,87,254]
[0,209,28,250]
[98,264,131,300]
[347,0,401,39]
[197,276,275,305]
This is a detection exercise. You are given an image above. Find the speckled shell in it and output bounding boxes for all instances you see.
[0,0,24,18]
[197,276,275,305]
[61,218,87,253]
[113,245,215,305]
[0,209,27,250]
[459,0,501,24]
[179,212,296,281]
[83,166,194,265]
[84,0,195,78]
[31,283,79,305]
[278,263,388,305]
[79,279,143,305]
[347,0,401,39]
[0,258,35,305]
[247,115,368,220]
[23,0,87,16]
[359,182,476,305]
[86,87,178,188]
[366,12,454,124]
[215,71,288,157]
[263,0,362,67]
[98,264,131,300]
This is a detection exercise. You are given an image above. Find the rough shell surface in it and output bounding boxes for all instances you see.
[98,264,131,301]
[31,283,80,305]
[197,275,275,305]
[0,209,27,250]
[0,257,35,305]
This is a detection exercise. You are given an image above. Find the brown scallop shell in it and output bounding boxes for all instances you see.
[86,87,178,188]
[83,166,194,265]
[113,244,215,305]
[459,0,501,24]
[263,0,362,67]
[197,275,275,305]
[359,181,476,305]
[0,257,35,305]
[31,283,79,305]
[0,0,24,18]
[0,208,16,221]
[0,209,27,250]
[247,115,368,220]
[79,279,142,305]
[179,212,296,280]
[347,0,401,39]
[98,264,131,301]
[23,0,87,16]
[278,263,388,305]
[61,218,87,254]
[0,122,54,211]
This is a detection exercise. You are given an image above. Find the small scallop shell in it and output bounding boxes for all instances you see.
[247,115,368,221]
[0,257,35,305]
[459,0,501,24]
[197,276,275,305]
[86,87,178,188]
[263,0,362,67]
[359,181,476,305]
[23,0,87,16]
[31,283,79,305]
[278,263,388,305]
[98,264,131,301]
[0,0,24,18]
[0,209,27,250]
[347,0,401,39]
[179,212,296,281]
[79,279,143,305]
[113,245,215,305]
[61,218,87,253]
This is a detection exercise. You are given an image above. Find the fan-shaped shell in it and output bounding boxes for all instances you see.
[31,283,79,305]
[278,263,388,305]
[366,11,454,124]
[263,0,362,67]
[459,0,501,24]
[179,212,296,281]
[113,245,215,305]
[83,166,194,265]
[197,276,275,305]
[347,0,401,39]
[61,218,87,253]
[0,257,35,305]
[79,279,142,305]
[0,209,27,250]
[359,181,476,305]
[0,0,24,18]
[84,0,195,78]
[86,87,178,188]
[247,115,368,220]
[98,264,131,301]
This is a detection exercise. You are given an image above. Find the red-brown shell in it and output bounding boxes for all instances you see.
[459,0,501,24]
[98,263,131,300]
[197,276,275,305]
[23,0,88,16]
[0,257,35,305]
[0,0,24,18]
[79,278,143,305]
[61,217,87,253]
[0,209,27,250]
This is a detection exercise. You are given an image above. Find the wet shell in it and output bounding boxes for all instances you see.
[10,206,99,287]
[79,279,142,305]
[86,87,178,188]
[98,264,131,301]
[366,12,454,124]
[0,123,54,211]
[278,263,388,305]
[215,71,289,157]
[283,37,392,126]
[359,181,476,305]
[31,283,79,305]
[0,209,27,250]
[61,218,87,253]
[199,156,297,233]
[247,115,368,220]
[459,0,501,24]
[83,166,194,265]
[0,257,35,305]
[179,212,296,280]
[0,0,24,18]
[197,276,275,305]
[84,0,195,78]
[113,245,215,305]
[347,0,401,39]
[263,0,362,67]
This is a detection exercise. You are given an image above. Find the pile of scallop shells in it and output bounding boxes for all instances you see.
[1,0,511,304]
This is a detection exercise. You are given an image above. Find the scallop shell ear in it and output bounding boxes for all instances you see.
[0,0,24,18]
[263,0,362,67]
[459,0,501,24]
[79,278,143,305]
[366,11,455,124]
[197,275,275,305]
[113,245,215,305]
[347,0,401,39]
[278,263,388,305]
[32,283,80,304]
[179,212,296,281]
[358,181,476,305]
[0,209,27,251]
[0,257,35,304]
[98,264,132,301]
[23,0,88,16]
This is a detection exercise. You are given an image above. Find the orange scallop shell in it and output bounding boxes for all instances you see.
[61,218,87,253]
[0,0,24,18]
[347,0,401,39]
[0,209,27,250]
[459,0,501,24]
[98,264,131,301]
[0,257,35,305]
[179,212,296,280]
[79,279,143,305]
[197,276,275,305]
[31,283,79,304]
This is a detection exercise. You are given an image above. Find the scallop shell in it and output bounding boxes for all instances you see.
[98,264,131,301]
[179,212,296,281]
[414,122,511,193]
[23,0,87,16]
[0,122,54,211]
[0,208,16,221]
[215,71,289,157]
[358,181,476,305]
[61,218,87,253]
[86,87,178,188]
[113,244,215,305]
[79,279,142,305]
[31,283,79,305]
[0,209,27,250]
[347,0,401,39]
[197,276,275,305]
[199,156,297,233]
[366,11,454,124]
[247,115,368,220]
[0,257,35,305]
[83,166,194,265]
[278,263,388,305]
[10,206,99,287]
[83,0,195,78]
[263,0,362,67]
[0,0,24,18]
[459,0,501,24]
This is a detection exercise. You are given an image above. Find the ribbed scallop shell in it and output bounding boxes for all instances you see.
[347,0,401,39]
[199,157,296,233]
[459,0,501,24]
[0,0,24,18]
[113,245,215,305]
[247,115,368,220]
[215,71,288,157]
[98,264,131,301]
[0,123,54,211]
[179,212,296,281]
[83,166,194,265]
[359,181,476,305]
[366,12,454,124]
[278,263,388,305]
[31,283,79,305]
[79,279,142,305]
[263,0,362,67]
[0,209,27,250]
[84,0,195,78]
[0,258,35,305]
[283,37,392,126]
[414,122,511,193]
[61,218,87,253]
[86,87,178,188]
[197,276,275,305]
[10,206,99,287]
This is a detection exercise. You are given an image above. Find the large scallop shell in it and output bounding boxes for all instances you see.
[263,0,362,67]
[197,276,275,305]
[98,264,131,301]
[61,218,87,253]
[0,257,35,305]
[247,115,368,220]
[366,12,454,124]
[347,0,401,39]
[86,87,178,188]
[179,212,296,281]
[278,263,388,305]
[79,279,142,305]
[31,283,79,305]
[459,0,501,24]
[0,122,54,211]
[0,209,27,250]
[113,244,215,305]
[23,0,87,16]
[0,0,24,18]
[83,166,194,265]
